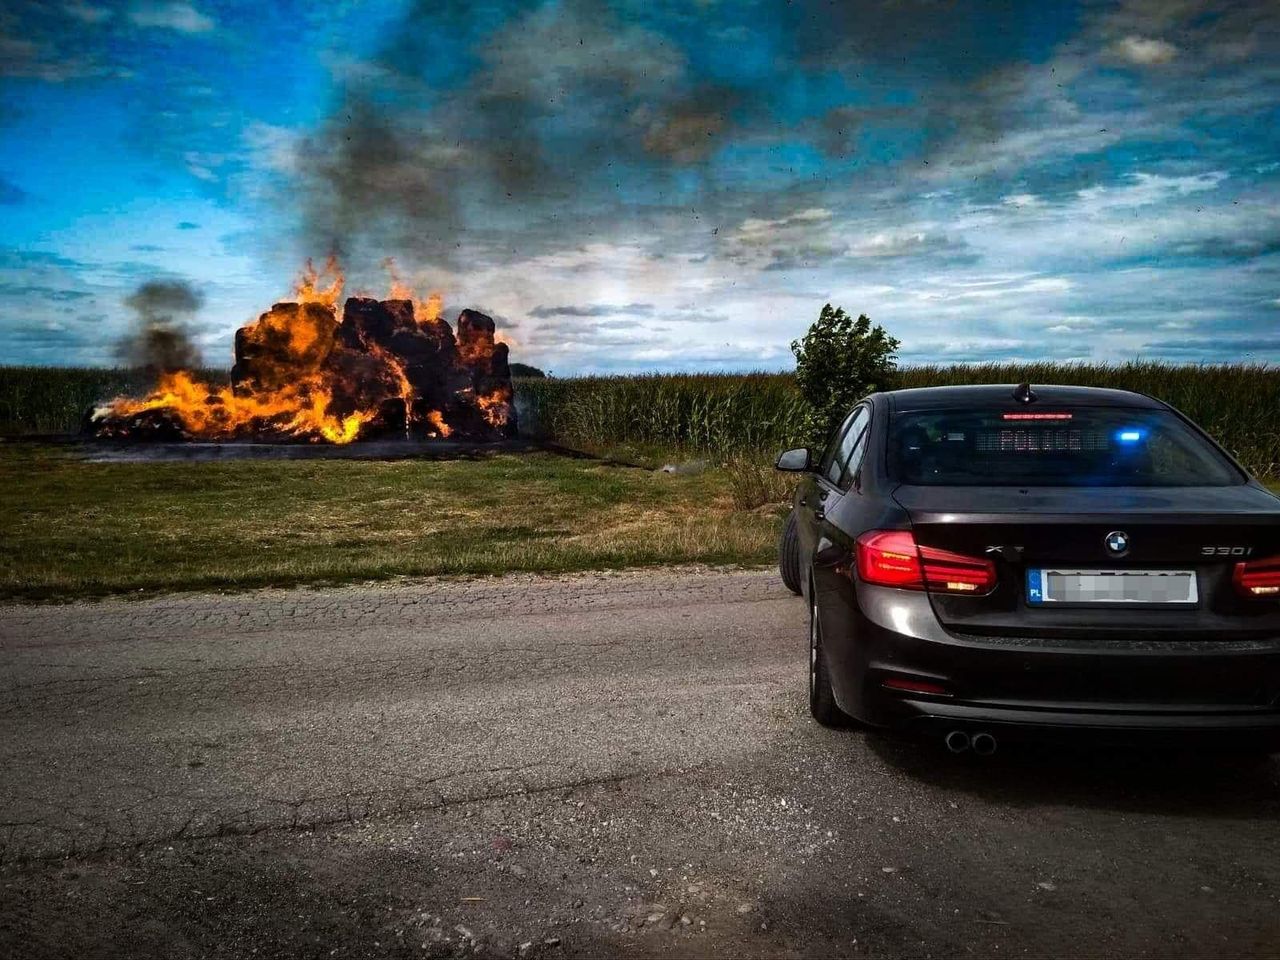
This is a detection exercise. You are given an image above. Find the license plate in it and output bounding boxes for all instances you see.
[1026,569,1198,605]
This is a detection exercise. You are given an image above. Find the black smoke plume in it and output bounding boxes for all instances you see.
[115,280,205,373]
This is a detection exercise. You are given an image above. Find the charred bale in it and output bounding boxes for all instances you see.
[341,297,472,405]
[86,405,191,442]
[337,297,412,350]
[456,309,518,438]
[324,340,411,438]
[401,313,474,423]
[337,298,507,440]
[233,301,338,394]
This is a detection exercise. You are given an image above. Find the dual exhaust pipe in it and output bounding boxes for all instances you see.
[945,729,998,756]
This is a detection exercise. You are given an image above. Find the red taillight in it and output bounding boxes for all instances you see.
[1234,555,1280,598]
[1001,412,1072,421]
[856,530,922,587]
[855,530,997,595]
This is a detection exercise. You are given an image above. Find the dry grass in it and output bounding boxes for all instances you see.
[724,454,797,510]
[0,445,781,602]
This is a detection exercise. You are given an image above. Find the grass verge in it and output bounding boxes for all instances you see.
[5,442,1273,604]
[0,445,780,603]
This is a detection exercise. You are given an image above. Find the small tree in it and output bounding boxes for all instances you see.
[791,304,900,444]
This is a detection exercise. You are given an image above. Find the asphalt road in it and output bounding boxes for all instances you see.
[2,568,1279,958]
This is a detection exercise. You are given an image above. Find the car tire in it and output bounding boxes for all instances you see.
[778,509,802,595]
[808,585,848,727]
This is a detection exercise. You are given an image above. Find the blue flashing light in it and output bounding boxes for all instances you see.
[1116,429,1145,444]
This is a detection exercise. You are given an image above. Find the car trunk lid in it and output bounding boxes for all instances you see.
[892,484,1280,640]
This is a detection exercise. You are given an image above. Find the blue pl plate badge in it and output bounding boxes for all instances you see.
[1026,568,1044,605]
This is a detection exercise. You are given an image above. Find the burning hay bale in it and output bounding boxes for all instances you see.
[232,300,338,394]
[90,264,518,444]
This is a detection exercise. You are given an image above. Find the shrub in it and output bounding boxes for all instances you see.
[791,305,899,443]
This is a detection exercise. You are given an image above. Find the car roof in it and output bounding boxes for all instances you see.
[877,383,1166,412]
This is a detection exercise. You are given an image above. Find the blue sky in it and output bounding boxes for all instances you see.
[1,0,1278,373]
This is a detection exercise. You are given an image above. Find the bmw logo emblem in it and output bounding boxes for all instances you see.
[1104,530,1130,557]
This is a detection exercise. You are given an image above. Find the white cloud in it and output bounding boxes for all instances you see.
[949,170,1276,275]
[899,337,1094,363]
[911,274,1072,302]
[928,115,1123,182]
[848,231,956,259]
[1075,171,1227,213]
[1045,317,1107,334]
[722,208,963,270]
[243,122,302,175]
[182,151,222,182]
[731,208,833,245]
[513,240,665,277]
[1001,194,1041,209]
[1113,35,1179,66]
[128,2,214,34]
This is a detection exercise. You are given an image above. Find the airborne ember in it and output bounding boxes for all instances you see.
[91,259,517,444]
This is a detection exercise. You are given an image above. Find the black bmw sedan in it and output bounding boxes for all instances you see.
[776,384,1280,754]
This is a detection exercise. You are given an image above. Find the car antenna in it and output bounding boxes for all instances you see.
[1012,382,1038,404]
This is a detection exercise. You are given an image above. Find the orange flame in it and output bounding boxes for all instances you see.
[100,257,514,445]
[418,291,444,323]
[109,369,372,443]
[294,255,344,308]
[426,410,452,438]
[383,257,444,326]
[476,387,512,429]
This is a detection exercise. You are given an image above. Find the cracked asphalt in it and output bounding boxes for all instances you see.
[2,567,1279,958]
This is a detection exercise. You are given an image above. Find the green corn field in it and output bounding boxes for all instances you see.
[3,362,1277,479]
[516,372,810,456]
[517,362,1280,480]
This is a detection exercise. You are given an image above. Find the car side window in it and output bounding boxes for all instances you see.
[838,425,871,490]
[824,406,869,486]
[818,409,859,480]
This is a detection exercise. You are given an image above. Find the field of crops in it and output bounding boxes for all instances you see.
[517,372,809,455]
[4,362,1278,479]
[519,363,1280,479]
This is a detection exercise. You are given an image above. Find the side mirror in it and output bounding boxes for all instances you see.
[775,447,812,472]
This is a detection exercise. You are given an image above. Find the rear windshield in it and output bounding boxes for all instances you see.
[888,407,1242,486]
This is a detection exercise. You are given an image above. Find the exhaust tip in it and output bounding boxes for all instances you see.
[944,730,971,754]
[971,732,998,756]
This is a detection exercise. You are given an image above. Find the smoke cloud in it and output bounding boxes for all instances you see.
[290,0,744,267]
[115,279,205,372]
[282,0,1280,279]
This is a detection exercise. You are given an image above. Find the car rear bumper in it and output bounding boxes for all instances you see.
[817,580,1280,746]
[897,700,1280,749]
